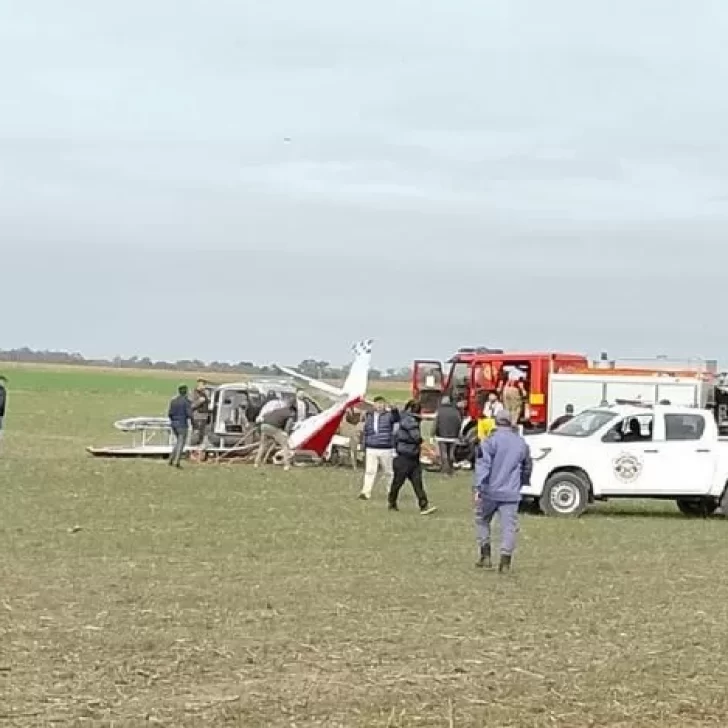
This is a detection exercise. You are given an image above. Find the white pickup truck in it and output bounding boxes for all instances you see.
[522,404,728,517]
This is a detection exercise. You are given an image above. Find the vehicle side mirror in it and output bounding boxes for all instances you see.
[602,430,619,443]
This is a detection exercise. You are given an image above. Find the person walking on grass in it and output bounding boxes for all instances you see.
[358,396,399,500]
[388,401,437,515]
[168,384,192,468]
[474,410,531,572]
[254,401,295,470]
[432,394,462,476]
[0,375,7,454]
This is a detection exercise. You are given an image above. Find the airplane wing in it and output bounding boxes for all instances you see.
[288,339,373,456]
[276,365,344,399]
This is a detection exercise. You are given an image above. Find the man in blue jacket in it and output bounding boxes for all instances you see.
[359,396,399,500]
[473,410,532,572]
[168,385,193,468]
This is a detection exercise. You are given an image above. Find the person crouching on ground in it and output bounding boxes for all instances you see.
[168,384,192,468]
[473,410,532,572]
[358,396,399,500]
[433,394,462,476]
[388,401,437,515]
[254,400,295,470]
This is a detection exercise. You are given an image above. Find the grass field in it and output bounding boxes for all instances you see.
[5,365,728,726]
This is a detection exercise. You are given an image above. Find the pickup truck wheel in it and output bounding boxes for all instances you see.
[676,497,718,517]
[540,472,589,517]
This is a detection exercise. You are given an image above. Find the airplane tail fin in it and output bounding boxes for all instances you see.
[341,338,372,401]
[288,339,373,456]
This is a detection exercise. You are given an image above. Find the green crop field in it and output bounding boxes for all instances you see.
[4,365,728,726]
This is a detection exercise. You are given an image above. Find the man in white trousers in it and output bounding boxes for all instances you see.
[358,396,400,500]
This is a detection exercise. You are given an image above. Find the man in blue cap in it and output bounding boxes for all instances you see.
[473,409,532,572]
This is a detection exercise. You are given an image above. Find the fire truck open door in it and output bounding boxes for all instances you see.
[412,360,444,416]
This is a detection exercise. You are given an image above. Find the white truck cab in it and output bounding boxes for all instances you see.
[523,404,728,517]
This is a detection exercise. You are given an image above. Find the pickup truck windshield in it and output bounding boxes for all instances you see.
[551,409,617,437]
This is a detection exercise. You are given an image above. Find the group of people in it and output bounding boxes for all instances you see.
[357,394,532,571]
[357,396,438,515]
[167,381,534,572]
[167,379,310,469]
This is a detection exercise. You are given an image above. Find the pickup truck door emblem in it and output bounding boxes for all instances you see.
[613,452,643,482]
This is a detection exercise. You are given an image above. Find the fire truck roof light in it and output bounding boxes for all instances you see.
[456,347,504,354]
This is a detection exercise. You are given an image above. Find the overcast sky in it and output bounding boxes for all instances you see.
[2,1,728,368]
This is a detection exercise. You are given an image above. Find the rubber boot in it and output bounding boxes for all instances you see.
[476,544,492,569]
[498,554,512,573]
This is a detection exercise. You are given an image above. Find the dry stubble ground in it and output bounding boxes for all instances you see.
[3,366,728,727]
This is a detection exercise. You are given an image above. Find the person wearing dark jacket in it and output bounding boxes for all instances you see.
[168,385,193,467]
[254,403,295,469]
[388,401,437,515]
[0,375,7,452]
[473,410,532,572]
[359,396,399,500]
[432,395,462,475]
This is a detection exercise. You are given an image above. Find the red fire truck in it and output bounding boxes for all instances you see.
[413,348,589,428]
[412,348,720,460]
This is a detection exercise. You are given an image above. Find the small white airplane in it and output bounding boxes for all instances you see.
[88,339,375,463]
[285,339,373,456]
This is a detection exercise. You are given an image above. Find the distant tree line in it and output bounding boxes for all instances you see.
[0,347,413,381]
